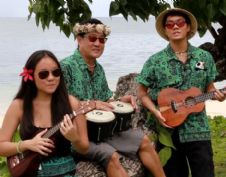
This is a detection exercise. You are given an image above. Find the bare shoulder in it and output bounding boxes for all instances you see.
[1,99,23,136]
[7,99,23,116]
[10,99,23,107]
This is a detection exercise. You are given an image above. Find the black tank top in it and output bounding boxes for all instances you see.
[19,124,71,156]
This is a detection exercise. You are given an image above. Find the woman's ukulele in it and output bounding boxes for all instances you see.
[157,87,226,127]
[7,101,95,177]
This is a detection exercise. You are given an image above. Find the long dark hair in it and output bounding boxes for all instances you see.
[16,50,72,139]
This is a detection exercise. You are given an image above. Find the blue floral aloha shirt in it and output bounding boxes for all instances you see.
[136,43,218,143]
[60,50,113,101]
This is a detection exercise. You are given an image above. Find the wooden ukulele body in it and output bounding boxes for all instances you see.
[158,87,205,127]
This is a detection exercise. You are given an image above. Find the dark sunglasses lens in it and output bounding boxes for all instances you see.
[38,69,61,79]
[165,23,174,29]
[99,38,105,44]
[52,68,61,77]
[165,20,186,29]
[177,21,186,27]
[88,36,106,44]
[88,36,97,42]
[38,71,49,79]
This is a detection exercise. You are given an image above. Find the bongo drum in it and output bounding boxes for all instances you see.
[110,101,134,133]
[86,110,116,142]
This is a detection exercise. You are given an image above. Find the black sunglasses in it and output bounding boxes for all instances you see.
[38,68,61,80]
[86,35,107,44]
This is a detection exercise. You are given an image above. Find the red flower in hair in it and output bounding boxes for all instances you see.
[19,68,33,82]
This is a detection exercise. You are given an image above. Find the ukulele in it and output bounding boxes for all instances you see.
[157,87,226,127]
[7,100,95,177]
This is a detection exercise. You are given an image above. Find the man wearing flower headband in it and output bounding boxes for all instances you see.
[60,18,165,177]
[137,8,226,177]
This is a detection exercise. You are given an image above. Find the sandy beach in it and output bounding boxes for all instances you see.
[1,100,225,128]
[205,100,226,117]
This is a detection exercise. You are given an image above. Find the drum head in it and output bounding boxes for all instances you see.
[110,101,134,114]
[86,110,115,123]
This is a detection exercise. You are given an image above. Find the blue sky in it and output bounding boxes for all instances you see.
[0,0,111,17]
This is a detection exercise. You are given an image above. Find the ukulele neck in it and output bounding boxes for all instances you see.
[194,88,226,103]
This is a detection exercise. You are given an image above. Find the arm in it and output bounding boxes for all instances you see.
[80,99,114,112]
[0,99,22,156]
[137,84,171,128]
[0,99,55,157]
[116,95,138,110]
[60,95,89,154]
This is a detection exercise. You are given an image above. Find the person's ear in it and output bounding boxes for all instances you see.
[76,36,83,45]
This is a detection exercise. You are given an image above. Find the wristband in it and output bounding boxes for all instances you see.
[16,141,22,153]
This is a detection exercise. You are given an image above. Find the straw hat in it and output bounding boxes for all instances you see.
[155,8,198,41]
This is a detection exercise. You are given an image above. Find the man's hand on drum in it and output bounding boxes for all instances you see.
[95,100,114,111]
[120,95,138,110]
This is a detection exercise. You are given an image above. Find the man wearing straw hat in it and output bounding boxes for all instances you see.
[137,8,226,177]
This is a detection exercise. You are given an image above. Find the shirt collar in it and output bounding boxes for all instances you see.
[73,49,97,71]
[73,50,101,77]
[164,43,195,61]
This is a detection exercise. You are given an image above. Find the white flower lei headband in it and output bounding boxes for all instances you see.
[73,23,111,36]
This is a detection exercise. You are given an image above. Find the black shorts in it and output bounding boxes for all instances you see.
[164,131,214,177]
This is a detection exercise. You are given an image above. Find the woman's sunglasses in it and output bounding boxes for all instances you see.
[38,68,61,80]
[86,35,107,44]
[165,19,186,29]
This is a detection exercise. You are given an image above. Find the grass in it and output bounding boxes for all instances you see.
[1,116,226,177]
[209,116,226,177]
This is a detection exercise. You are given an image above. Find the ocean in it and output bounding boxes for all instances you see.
[0,17,225,118]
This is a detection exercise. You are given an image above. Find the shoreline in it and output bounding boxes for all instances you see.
[1,100,226,127]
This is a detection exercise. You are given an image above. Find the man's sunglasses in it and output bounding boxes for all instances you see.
[86,36,107,44]
[165,19,186,29]
[38,68,61,80]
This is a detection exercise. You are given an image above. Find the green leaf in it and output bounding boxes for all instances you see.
[0,157,10,177]
[35,13,40,26]
[198,0,206,8]
[128,11,138,21]
[110,1,120,16]
[62,24,71,37]
[206,4,214,22]
[198,25,207,37]
[148,132,158,143]
[57,0,65,6]
[12,129,21,142]
[158,126,175,149]
[213,0,220,6]
[158,146,172,166]
[219,0,226,16]
[119,0,127,6]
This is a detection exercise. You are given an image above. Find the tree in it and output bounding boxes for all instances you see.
[28,0,226,81]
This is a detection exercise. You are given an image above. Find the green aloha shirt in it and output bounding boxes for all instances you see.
[60,50,113,101]
[136,43,218,143]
